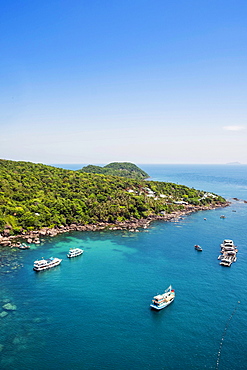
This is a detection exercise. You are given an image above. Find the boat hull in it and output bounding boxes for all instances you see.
[150,297,174,310]
[67,249,84,258]
[33,259,62,272]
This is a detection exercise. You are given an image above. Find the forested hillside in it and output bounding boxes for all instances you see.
[0,159,226,235]
[78,162,149,179]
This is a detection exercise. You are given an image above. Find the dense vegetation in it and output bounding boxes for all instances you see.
[78,162,149,179]
[0,159,226,235]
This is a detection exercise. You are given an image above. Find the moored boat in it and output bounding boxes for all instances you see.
[18,243,30,250]
[220,257,232,267]
[219,239,238,267]
[220,239,235,249]
[150,285,175,310]
[67,248,84,258]
[194,244,203,251]
[33,257,62,271]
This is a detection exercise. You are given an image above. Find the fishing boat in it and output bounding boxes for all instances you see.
[194,244,203,251]
[33,257,62,271]
[67,248,84,258]
[150,285,175,310]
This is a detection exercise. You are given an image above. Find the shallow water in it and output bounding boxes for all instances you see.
[1,165,247,369]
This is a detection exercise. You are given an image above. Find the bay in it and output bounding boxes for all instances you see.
[1,165,247,369]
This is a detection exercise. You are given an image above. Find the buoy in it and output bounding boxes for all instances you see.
[215,302,240,370]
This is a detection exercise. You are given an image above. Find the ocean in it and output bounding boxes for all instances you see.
[1,164,247,370]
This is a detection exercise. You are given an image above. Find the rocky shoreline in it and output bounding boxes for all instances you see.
[0,202,229,248]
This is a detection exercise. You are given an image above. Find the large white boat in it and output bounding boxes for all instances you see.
[67,248,84,258]
[220,239,236,250]
[33,257,62,271]
[150,285,175,310]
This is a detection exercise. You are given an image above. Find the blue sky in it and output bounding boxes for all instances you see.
[1,0,247,164]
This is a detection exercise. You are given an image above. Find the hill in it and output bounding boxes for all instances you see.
[0,159,226,237]
[78,162,149,179]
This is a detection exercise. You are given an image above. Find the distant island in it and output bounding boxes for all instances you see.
[78,162,149,179]
[0,159,227,247]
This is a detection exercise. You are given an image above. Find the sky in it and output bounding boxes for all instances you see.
[1,0,247,164]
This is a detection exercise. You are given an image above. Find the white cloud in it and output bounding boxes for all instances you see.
[223,125,245,131]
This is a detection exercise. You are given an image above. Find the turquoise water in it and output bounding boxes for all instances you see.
[1,165,247,369]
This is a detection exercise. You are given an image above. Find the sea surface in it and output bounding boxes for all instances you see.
[1,164,247,370]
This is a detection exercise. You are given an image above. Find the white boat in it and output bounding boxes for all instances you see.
[220,239,235,249]
[150,285,175,310]
[33,257,62,271]
[220,240,238,254]
[220,257,232,267]
[67,248,84,258]
[18,243,30,250]
[220,240,237,252]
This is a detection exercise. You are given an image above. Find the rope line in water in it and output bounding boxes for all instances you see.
[215,301,240,370]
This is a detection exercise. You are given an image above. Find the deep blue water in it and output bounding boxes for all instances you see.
[1,165,247,369]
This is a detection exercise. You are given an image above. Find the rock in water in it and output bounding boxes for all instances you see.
[2,303,17,311]
[0,311,8,318]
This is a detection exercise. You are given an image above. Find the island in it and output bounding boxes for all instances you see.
[0,159,227,247]
[78,162,149,179]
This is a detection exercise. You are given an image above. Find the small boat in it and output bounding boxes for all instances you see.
[220,215,226,219]
[18,243,30,250]
[67,248,84,258]
[194,245,203,251]
[33,257,62,272]
[150,285,175,310]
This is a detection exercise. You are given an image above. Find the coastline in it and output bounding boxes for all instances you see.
[0,202,228,248]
